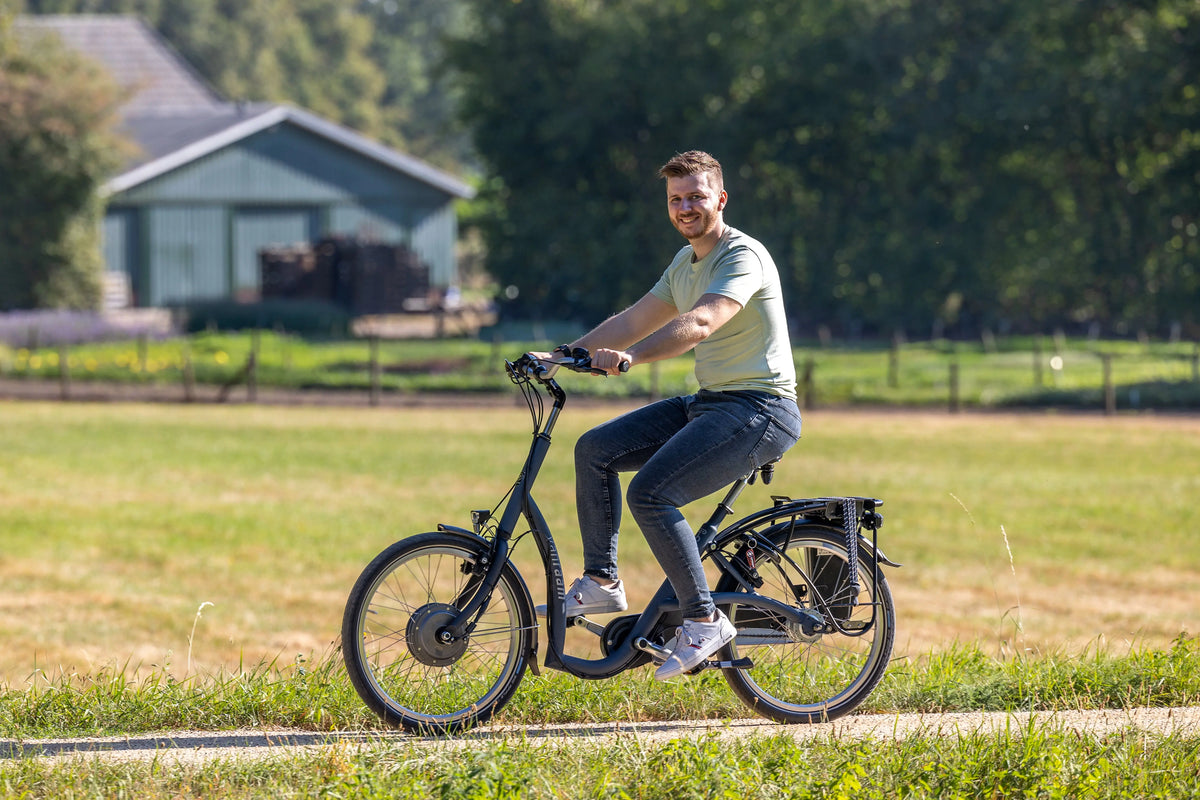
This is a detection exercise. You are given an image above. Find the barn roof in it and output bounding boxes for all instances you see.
[15,15,475,200]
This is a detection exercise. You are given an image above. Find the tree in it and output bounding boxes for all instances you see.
[21,0,474,171]
[22,0,390,146]
[0,13,129,309]
[447,0,1200,336]
[447,0,751,324]
[358,0,474,170]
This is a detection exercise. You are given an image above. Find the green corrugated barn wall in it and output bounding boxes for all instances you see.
[101,123,460,308]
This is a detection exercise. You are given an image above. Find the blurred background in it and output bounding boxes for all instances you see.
[1,0,1198,409]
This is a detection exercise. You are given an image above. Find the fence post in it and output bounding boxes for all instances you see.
[888,333,900,389]
[1033,337,1044,387]
[801,358,815,410]
[248,329,260,402]
[1101,354,1115,415]
[1192,343,1199,382]
[58,342,70,401]
[182,342,196,402]
[948,361,960,413]
[369,336,381,407]
[649,361,661,402]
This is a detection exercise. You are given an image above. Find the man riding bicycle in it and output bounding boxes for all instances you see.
[535,150,802,680]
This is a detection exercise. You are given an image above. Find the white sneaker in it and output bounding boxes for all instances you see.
[535,575,628,618]
[654,611,737,680]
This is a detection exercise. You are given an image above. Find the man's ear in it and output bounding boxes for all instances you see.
[717,190,728,211]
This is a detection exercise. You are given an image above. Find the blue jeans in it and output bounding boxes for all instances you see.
[574,390,802,620]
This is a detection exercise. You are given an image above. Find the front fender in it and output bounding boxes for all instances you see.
[434,523,541,673]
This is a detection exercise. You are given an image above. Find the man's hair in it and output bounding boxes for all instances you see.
[658,150,723,190]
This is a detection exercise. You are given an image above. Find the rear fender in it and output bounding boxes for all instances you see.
[718,517,901,568]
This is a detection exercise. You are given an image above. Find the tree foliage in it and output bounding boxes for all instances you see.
[447,0,1200,337]
[358,0,474,170]
[7,0,1197,333]
[0,13,128,310]
[19,0,465,166]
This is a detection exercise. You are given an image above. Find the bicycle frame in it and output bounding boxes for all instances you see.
[440,358,862,680]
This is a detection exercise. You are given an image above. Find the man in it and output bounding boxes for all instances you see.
[540,150,801,680]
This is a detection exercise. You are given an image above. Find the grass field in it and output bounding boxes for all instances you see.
[1,397,1196,687]
[2,398,1200,796]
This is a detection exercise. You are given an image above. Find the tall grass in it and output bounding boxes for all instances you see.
[1,716,1198,798]
[0,635,1197,739]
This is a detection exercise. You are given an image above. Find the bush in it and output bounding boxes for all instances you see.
[999,380,1200,411]
[0,20,129,310]
[175,299,352,338]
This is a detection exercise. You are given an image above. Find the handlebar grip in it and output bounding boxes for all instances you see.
[618,360,631,373]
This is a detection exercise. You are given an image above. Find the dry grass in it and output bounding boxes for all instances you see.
[0,400,1196,685]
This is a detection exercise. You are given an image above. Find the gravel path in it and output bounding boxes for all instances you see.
[8,707,1200,765]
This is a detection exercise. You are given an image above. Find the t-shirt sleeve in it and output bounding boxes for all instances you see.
[706,246,763,306]
[650,268,675,307]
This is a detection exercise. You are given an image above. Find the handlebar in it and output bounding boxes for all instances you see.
[509,348,629,382]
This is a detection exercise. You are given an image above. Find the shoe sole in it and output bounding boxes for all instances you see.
[654,628,736,680]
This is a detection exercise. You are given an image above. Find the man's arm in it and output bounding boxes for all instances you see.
[592,292,743,374]
[526,293,676,365]
[573,292,678,353]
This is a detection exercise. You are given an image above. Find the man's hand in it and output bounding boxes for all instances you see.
[592,348,632,375]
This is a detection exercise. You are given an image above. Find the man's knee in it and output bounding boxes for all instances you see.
[626,471,667,517]
[574,426,609,467]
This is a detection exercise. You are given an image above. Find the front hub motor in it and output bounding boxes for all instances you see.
[406,603,469,666]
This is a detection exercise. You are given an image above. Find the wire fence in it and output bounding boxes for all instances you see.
[1,327,1199,413]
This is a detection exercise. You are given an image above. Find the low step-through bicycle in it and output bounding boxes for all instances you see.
[342,351,899,733]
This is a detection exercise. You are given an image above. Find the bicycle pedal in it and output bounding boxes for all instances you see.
[704,657,754,670]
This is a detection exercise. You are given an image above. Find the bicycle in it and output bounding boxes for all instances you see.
[341,350,899,733]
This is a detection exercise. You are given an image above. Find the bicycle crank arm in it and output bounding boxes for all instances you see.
[570,615,606,637]
[633,637,672,663]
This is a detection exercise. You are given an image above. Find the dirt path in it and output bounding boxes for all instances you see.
[8,707,1200,765]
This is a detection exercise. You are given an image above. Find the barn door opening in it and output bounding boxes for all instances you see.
[232,207,317,300]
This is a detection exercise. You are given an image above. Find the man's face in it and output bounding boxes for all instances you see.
[665,172,727,242]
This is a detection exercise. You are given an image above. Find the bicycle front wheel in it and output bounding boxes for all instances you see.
[715,524,895,723]
[341,532,534,733]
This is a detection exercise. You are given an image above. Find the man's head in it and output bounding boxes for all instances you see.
[658,150,724,192]
[659,151,727,246]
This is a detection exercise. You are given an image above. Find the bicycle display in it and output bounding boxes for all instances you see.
[342,351,899,733]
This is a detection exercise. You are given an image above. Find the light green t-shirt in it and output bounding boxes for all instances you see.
[650,226,797,400]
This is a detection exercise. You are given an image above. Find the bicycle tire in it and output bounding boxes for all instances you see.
[714,523,895,723]
[341,531,534,733]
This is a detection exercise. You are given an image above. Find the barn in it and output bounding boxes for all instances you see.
[17,15,475,310]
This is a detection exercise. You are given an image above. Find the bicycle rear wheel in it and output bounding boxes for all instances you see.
[714,524,894,723]
[341,532,534,733]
